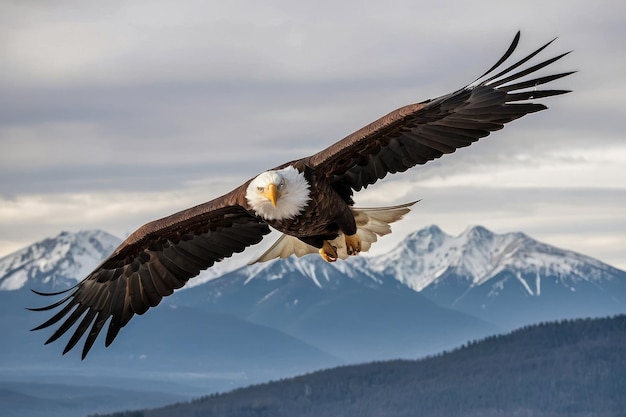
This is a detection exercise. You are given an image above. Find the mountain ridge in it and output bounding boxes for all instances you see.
[4,226,625,349]
[366,224,624,293]
[3,225,623,298]
[90,315,626,417]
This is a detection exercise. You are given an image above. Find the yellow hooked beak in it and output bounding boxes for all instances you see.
[264,183,279,207]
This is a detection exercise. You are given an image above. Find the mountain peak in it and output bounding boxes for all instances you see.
[390,225,450,255]
[0,229,121,291]
[406,224,446,240]
[367,225,623,293]
[462,225,494,239]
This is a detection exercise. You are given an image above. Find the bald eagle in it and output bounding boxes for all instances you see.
[31,32,573,358]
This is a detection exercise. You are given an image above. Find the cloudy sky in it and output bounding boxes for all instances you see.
[1,0,625,270]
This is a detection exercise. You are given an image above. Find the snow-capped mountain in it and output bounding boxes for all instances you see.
[2,226,624,333]
[0,230,121,292]
[366,225,626,328]
[368,225,624,294]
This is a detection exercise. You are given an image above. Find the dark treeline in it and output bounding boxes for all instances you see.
[92,315,626,417]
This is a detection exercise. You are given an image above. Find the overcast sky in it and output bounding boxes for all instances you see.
[1,0,625,270]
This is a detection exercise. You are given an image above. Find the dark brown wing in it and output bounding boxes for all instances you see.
[307,32,574,191]
[29,186,270,359]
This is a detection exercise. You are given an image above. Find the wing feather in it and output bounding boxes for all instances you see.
[33,301,76,331]
[138,267,161,308]
[307,32,573,191]
[46,304,87,345]
[29,188,270,358]
[64,309,98,354]
[83,310,109,358]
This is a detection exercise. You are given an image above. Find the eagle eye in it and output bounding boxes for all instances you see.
[257,186,264,193]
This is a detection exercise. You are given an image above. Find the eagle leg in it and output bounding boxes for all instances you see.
[319,241,338,262]
[345,233,361,256]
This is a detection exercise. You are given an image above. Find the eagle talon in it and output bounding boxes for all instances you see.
[345,233,361,256]
[319,241,338,262]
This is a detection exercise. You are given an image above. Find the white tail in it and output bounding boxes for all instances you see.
[249,201,417,264]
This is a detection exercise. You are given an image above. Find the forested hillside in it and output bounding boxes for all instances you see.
[93,315,626,417]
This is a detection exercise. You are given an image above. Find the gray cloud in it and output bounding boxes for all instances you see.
[0,0,625,269]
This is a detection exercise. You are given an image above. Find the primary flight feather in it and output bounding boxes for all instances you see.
[31,32,573,358]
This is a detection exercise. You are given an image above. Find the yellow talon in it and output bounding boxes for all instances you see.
[319,241,338,262]
[345,233,361,256]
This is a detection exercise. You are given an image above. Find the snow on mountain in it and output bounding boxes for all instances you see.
[2,225,623,305]
[0,230,121,291]
[367,225,624,295]
[0,229,257,292]
[3,225,624,342]
[222,253,377,291]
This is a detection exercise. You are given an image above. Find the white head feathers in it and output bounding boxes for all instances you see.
[246,166,311,221]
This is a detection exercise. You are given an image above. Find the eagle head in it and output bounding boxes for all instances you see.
[245,166,311,221]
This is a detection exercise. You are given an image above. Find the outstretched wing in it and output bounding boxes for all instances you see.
[30,186,270,359]
[307,32,574,191]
